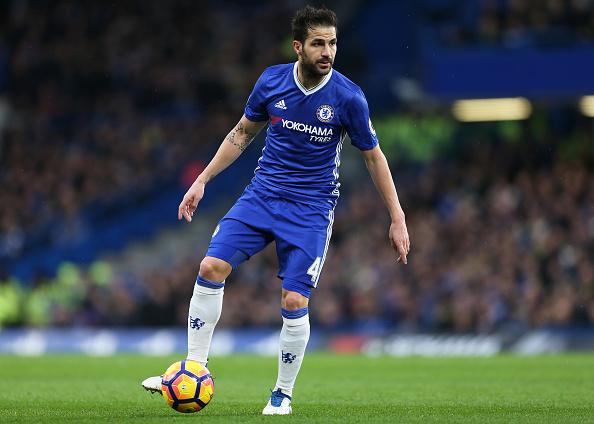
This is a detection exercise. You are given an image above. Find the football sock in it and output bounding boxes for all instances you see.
[187,276,224,366]
[274,307,310,397]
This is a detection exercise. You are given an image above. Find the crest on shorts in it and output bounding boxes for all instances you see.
[316,104,334,123]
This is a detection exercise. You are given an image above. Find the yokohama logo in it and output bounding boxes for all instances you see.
[281,119,333,136]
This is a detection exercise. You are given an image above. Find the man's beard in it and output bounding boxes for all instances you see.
[301,51,332,78]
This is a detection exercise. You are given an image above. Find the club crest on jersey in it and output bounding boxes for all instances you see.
[316,104,334,123]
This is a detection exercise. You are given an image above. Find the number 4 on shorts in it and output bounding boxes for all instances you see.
[307,257,322,283]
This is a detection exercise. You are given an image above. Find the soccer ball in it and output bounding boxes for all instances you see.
[161,360,214,413]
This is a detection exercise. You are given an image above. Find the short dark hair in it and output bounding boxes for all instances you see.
[291,5,338,43]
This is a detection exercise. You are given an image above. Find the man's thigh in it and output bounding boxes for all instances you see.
[274,201,334,291]
[206,187,274,269]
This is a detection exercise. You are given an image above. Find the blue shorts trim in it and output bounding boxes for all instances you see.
[281,307,309,319]
[282,278,313,298]
[196,275,225,289]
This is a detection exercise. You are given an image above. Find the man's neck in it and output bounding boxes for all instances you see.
[297,62,325,90]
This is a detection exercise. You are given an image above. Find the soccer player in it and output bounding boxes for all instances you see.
[142,5,410,415]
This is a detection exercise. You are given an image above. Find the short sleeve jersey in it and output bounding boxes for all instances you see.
[244,62,378,207]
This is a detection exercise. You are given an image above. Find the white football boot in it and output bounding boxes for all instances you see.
[141,376,162,394]
[142,360,208,395]
[262,389,292,415]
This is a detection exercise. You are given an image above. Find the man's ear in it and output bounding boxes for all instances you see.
[293,40,302,57]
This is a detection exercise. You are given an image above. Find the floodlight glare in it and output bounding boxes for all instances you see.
[452,98,532,122]
[579,96,594,118]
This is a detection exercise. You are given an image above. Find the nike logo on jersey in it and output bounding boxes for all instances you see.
[274,99,287,110]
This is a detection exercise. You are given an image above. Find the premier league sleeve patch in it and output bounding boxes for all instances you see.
[316,104,334,123]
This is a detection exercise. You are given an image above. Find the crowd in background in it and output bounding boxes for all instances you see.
[3,0,592,259]
[213,134,594,332]
[1,0,593,332]
[2,128,593,332]
[427,0,594,47]
[0,0,295,261]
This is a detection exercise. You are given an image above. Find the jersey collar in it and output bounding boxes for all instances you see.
[293,61,333,96]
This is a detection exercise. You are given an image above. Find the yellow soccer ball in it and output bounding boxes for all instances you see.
[161,360,214,413]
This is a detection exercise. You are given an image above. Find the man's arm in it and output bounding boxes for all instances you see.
[178,115,267,222]
[360,145,410,264]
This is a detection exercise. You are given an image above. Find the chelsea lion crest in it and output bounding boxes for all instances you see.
[316,104,334,123]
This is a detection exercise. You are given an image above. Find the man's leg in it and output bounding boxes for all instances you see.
[184,208,271,367]
[141,256,232,393]
[143,187,273,394]
[275,289,310,396]
[188,210,271,365]
[263,287,310,415]
[263,202,333,414]
[187,256,232,366]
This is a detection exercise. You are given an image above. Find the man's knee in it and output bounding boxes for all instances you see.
[282,290,309,311]
[199,256,232,282]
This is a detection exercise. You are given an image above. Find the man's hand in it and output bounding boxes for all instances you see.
[389,217,410,264]
[178,181,205,222]
[361,146,410,264]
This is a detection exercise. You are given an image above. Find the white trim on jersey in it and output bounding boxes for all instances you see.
[253,145,266,175]
[314,209,335,287]
[331,130,347,196]
[293,62,333,96]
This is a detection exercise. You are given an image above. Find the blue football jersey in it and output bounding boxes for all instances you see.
[244,62,378,207]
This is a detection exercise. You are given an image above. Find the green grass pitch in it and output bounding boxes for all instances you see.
[1,354,593,423]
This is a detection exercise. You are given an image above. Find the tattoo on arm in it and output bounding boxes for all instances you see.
[226,121,258,152]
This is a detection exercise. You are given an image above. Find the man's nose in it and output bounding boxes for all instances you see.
[322,44,331,57]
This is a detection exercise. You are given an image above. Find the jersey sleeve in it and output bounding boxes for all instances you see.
[244,70,269,122]
[343,90,379,151]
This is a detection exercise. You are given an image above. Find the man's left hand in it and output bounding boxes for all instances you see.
[389,218,410,264]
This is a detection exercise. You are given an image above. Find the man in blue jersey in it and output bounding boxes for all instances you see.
[142,6,409,415]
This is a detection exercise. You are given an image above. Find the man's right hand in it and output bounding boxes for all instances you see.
[178,181,205,222]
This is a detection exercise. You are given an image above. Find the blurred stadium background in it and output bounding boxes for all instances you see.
[0,0,593,357]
